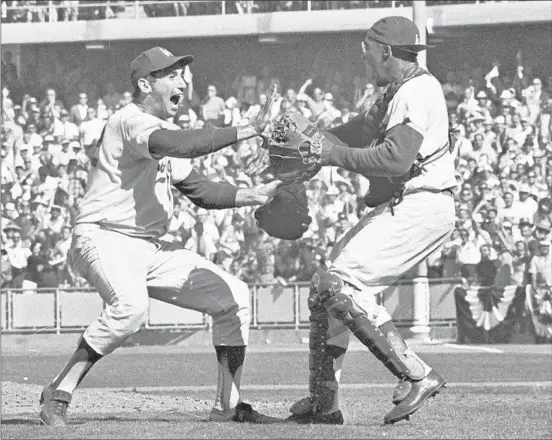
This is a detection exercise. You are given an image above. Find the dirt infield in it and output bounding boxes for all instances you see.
[2,344,551,439]
[2,381,217,418]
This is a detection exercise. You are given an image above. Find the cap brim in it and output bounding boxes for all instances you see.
[152,54,194,75]
[365,31,434,52]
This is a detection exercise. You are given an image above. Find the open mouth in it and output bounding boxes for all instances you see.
[169,92,183,106]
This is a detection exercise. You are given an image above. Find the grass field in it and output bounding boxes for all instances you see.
[2,342,551,439]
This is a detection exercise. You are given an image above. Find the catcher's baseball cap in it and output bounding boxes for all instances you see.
[365,16,434,53]
[130,46,194,86]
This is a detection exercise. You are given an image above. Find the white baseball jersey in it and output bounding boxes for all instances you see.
[384,74,457,193]
[76,103,193,239]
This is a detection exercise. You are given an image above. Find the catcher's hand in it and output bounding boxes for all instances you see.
[264,112,329,182]
[254,182,312,240]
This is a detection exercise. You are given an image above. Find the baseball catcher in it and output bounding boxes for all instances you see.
[260,17,457,426]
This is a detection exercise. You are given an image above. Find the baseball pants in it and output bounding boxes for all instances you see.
[70,224,250,355]
[325,190,456,348]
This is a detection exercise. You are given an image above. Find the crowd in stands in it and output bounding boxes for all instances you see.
[1,1,513,23]
[1,45,551,292]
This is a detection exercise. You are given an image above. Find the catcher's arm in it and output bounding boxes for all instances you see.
[325,113,371,149]
[319,122,423,177]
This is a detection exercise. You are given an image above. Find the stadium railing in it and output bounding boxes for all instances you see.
[2,0,515,22]
[0,278,462,334]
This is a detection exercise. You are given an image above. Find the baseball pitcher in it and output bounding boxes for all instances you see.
[39,47,283,427]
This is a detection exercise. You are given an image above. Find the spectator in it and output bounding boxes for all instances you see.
[297,78,325,121]
[524,77,549,126]
[102,82,123,110]
[529,240,552,291]
[315,92,342,128]
[69,92,89,126]
[1,245,12,288]
[354,82,378,113]
[79,107,105,146]
[175,114,193,131]
[533,197,552,226]
[200,85,225,127]
[174,101,198,128]
[120,91,133,107]
[515,183,539,222]
[326,212,350,246]
[475,244,500,286]
[511,240,530,286]
[39,88,63,119]
[255,66,281,103]
[60,1,79,21]
[223,97,241,127]
[56,108,80,142]
[1,51,18,87]
[5,224,31,288]
[528,218,551,257]
[251,229,276,284]
[452,125,473,159]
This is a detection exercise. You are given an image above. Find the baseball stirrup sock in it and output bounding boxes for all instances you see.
[53,338,103,394]
[214,345,245,411]
[378,321,431,377]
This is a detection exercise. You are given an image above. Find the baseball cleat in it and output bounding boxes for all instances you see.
[286,410,344,425]
[210,402,283,424]
[39,383,71,428]
[383,369,446,425]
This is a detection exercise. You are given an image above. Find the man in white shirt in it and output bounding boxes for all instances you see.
[201,85,225,127]
[59,109,80,141]
[80,108,106,147]
[497,192,520,225]
[529,240,552,289]
[452,126,473,159]
[513,184,538,222]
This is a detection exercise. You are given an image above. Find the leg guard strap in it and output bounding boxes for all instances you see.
[325,293,421,381]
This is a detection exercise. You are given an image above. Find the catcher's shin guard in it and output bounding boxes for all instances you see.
[324,292,424,382]
[307,305,346,414]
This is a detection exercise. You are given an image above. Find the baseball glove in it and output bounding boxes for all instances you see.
[254,182,312,240]
[264,112,330,182]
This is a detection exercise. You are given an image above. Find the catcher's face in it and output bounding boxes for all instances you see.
[361,39,389,87]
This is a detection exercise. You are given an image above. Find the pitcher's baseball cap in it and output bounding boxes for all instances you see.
[130,47,194,87]
[365,16,434,53]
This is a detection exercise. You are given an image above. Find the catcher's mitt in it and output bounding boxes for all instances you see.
[254,182,311,240]
[265,112,330,182]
